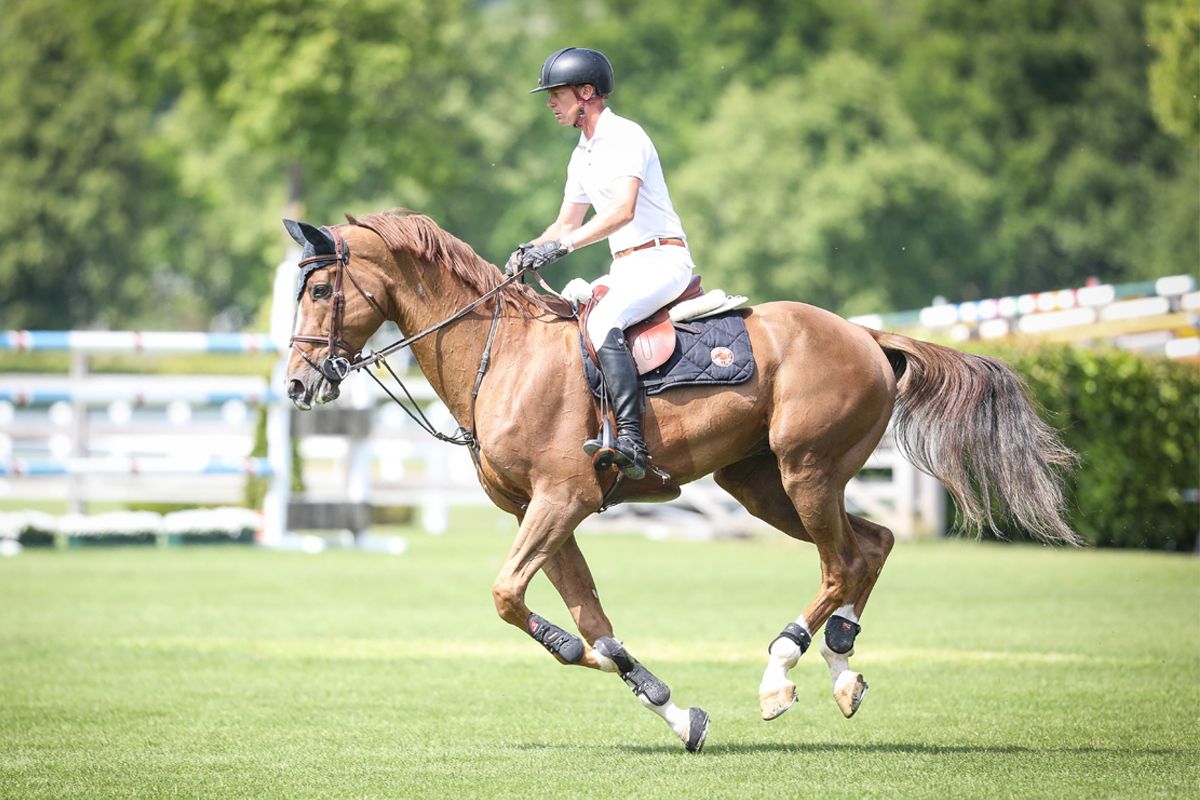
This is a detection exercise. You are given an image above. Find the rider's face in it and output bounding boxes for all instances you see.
[546,85,587,126]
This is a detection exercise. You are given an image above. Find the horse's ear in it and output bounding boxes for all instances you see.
[283,219,307,246]
[282,219,336,254]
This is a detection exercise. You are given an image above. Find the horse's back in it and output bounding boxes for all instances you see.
[745,301,894,383]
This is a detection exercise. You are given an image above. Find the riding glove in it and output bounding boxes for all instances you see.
[505,242,535,276]
[520,240,570,270]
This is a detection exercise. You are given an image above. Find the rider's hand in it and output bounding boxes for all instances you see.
[521,240,570,270]
[505,242,535,276]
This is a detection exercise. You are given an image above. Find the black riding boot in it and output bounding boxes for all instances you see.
[587,328,648,480]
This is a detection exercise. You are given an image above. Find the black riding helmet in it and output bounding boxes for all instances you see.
[529,47,614,97]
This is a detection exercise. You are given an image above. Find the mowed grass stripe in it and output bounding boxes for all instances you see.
[1,519,1197,799]
[54,634,1171,668]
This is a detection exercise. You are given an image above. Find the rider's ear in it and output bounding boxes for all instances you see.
[282,219,336,254]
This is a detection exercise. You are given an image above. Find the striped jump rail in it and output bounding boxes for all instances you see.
[0,457,274,477]
[2,331,280,353]
[0,388,279,406]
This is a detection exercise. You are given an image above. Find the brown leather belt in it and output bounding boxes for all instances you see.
[613,237,687,259]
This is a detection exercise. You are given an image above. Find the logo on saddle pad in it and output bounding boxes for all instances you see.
[710,347,736,368]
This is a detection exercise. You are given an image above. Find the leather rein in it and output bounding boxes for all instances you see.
[290,224,632,514]
[288,225,557,451]
[290,226,389,384]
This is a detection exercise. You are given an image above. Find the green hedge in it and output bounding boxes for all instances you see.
[972,342,1198,551]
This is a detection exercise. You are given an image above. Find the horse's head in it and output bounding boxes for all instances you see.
[283,219,390,410]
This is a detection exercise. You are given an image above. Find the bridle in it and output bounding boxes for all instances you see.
[288,224,562,451]
[289,226,388,384]
[288,222,622,514]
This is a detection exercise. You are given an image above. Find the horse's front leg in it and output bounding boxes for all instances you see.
[490,493,594,665]
[543,536,710,752]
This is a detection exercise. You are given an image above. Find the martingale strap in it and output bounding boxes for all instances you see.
[288,224,566,512]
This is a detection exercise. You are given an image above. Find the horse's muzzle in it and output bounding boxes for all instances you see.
[287,369,342,411]
[287,376,316,411]
[287,377,309,405]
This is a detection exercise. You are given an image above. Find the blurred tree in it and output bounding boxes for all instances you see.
[673,53,988,312]
[1,0,1193,327]
[136,0,478,326]
[1146,0,1200,145]
[0,1,164,328]
[896,0,1197,294]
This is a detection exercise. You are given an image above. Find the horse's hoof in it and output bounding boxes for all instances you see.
[833,671,867,718]
[684,707,709,753]
[759,682,796,721]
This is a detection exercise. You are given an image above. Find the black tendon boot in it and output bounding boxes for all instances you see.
[589,328,648,480]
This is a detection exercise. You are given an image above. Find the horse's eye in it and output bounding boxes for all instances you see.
[311,284,332,300]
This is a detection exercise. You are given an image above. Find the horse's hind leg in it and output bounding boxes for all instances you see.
[542,537,710,752]
[817,513,894,717]
[780,463,879,719]
[716,454,819,720]
[715,453,880,720]
[845,514,894,621]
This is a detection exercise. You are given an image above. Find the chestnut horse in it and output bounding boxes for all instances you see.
[283,209,1077,752]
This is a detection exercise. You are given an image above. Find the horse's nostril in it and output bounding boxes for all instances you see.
[288,379,305,400]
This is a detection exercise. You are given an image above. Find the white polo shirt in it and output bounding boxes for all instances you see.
[564,107,688,256]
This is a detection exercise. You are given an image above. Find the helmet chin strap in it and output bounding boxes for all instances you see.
[570,86,600,129]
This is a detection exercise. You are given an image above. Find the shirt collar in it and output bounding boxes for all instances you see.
[579,106,614,146]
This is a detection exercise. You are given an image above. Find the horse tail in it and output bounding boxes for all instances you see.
[867,329,1081,545]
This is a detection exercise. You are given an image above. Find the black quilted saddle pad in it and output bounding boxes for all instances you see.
[581,311,755,397]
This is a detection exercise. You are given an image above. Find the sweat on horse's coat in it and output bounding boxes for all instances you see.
[283,209,1079,751]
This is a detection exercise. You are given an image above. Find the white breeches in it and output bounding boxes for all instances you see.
[586,246,694,349]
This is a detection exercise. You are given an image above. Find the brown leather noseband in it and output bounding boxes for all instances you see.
[289,226,388,383]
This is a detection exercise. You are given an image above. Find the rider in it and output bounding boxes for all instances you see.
[510,47,695,481]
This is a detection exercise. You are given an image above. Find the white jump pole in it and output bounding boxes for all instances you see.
[262,249,301,546]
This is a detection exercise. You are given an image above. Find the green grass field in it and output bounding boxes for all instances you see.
[2,515,1197,799]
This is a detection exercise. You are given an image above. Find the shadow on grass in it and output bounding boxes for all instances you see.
[614,742,1194,756]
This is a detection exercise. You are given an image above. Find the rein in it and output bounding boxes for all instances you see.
[289,225,562,454]
[291,224,628,514]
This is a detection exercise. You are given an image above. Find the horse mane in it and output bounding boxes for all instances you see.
[345,209,552,317]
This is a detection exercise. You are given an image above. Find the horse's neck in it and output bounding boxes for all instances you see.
[409,314,494,420]
[384,263,521,427]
